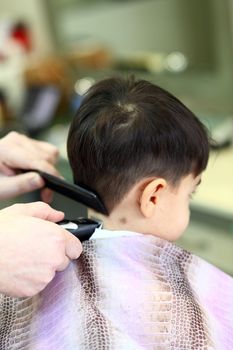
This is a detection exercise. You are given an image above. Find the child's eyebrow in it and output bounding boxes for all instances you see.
[196,179,202,187]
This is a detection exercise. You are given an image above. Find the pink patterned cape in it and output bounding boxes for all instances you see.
[0,233,233,349]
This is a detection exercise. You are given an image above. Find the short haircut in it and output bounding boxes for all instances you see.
[67,76,209,213]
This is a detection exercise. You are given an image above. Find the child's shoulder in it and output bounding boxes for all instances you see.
[83,229,232,282]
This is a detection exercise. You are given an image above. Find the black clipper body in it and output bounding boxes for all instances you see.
[58,218,102,242]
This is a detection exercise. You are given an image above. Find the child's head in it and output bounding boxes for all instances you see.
[67,76,209,240]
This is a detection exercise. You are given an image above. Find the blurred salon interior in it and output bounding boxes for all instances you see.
[0,0,233,274]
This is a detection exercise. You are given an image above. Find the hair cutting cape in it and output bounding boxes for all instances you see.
[0,232,233,349]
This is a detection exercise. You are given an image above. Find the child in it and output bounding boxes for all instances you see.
[1,77,233,350]
[67,76,209,241]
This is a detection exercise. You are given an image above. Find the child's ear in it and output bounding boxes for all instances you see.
[140,178,167,218]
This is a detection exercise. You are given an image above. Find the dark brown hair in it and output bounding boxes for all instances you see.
[67,76,209,213]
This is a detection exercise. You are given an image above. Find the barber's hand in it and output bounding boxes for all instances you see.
[0,131,60,202]
[0,202,82,297]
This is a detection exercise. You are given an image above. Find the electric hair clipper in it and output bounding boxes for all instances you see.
[58,218,102,242]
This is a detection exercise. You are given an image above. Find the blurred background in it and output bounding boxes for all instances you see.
[0,0,233,274]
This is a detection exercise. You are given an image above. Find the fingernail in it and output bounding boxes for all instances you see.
[30,174,43,188]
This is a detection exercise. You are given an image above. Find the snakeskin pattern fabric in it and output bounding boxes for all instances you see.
[0,231,233,349]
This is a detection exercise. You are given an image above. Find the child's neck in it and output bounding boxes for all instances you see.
[88,208,146,234]
[88,209,126,230]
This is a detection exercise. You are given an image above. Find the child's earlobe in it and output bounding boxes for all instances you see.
[140,178,167,218]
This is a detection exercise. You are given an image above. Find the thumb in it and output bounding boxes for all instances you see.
[0,172,44,200]
[64,230,83,259]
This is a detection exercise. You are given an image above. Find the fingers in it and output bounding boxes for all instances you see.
[0,132,63,202]
[29,159,61,177]
[55,235,83,272]
[6,202,65,222]
[32,139,59,164]
[0,202,83,297]
[0,162,16,176]
[0,172,44,200]
[0,170,57,202]
[6,201,83,258]
[3,132,59,164]
[0,131,60,173]
[64,230,83,260]
[56,255,70,272]
[41,188,54,203]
